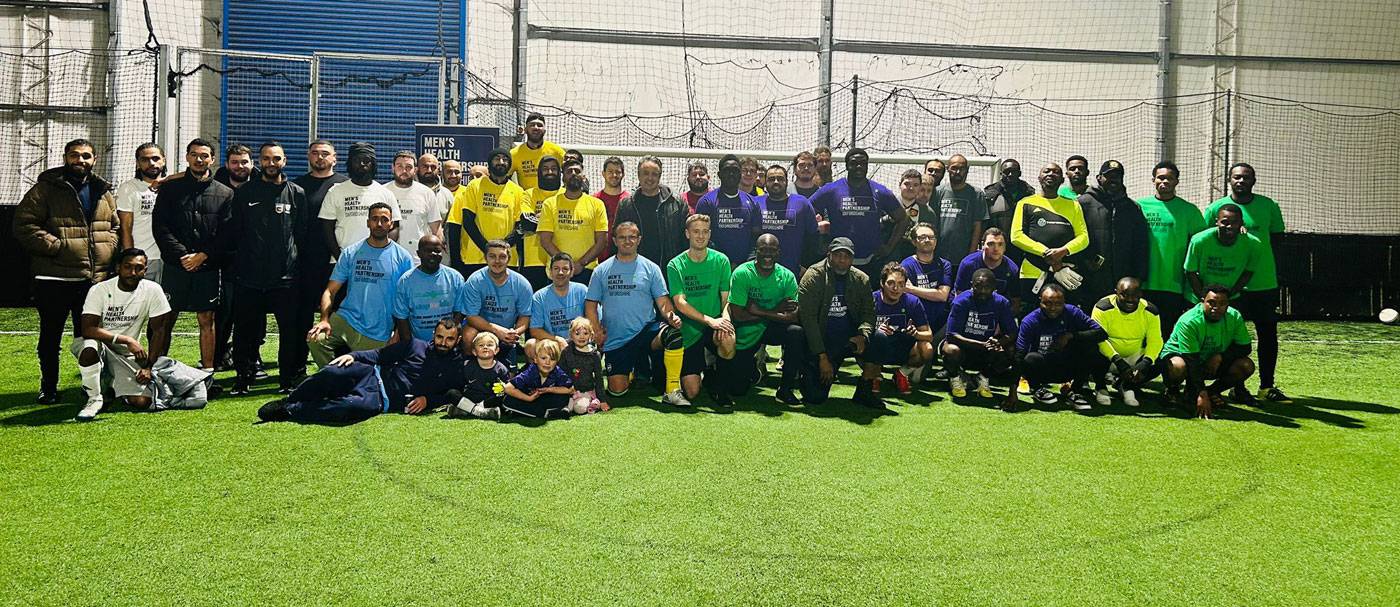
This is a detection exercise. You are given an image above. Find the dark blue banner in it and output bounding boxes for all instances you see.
[415,124,500,168]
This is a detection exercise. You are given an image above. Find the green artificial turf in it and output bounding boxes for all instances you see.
[2,308,1398,605]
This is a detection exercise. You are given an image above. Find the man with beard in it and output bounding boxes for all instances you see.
[1136,161,1205,338]
[1160,285,1255,419]
[116,143,167,283]
[682,160,710,213]
[1090,277,1162,407]
[594,156,629,262]
[448,147,526,277]
[813,145,834,186]
[319,142,401,259]
[308,203,415,367]
[932,154,988,266]
[981,158,1035,266]
[392,234,465,343]
[387,150,442,261]
[809,148,909,279]
[727,233,804,404]
[152,138,233,373]
[1077,160,1149,306]
[789,151,821,198]
[214,143,256,189]
[294,140,349,367]
[216,142,309,395]
[510,112,565,191]
[1010,163,1090,306]
[943,269,1018,404]
[615,155,689,267]
[1011,283,1108,411]
[797,238,880,408]
[1203,163,1288,404]
[72,248,174,421]
[539,159,610,284]
[418,153,456,233]
[517,155,561,289]
[696,154,761,269]
[260,317,466,424]
[756,164,820,278]
[13,138,123,404]
[1059,155,1091,200]
[953,228,1021,309]
[459,240,534,368]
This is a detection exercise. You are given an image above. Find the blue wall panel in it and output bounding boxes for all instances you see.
[224,0,464,177]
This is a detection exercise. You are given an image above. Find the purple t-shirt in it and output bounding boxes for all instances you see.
[900,255,953,330]
[946,290,1016,342]
[872,291,929,331]
[1016,304,1101,355]
[756,193,819,275]
[953,250,1020,297]
[695,189,759,266]
[809,178,902,260]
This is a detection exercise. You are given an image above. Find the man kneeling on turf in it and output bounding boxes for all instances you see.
[942,268,1018,405]
[259,318,466,424]
[1009,283,1107,411]
[1159,285,1255,419]
[74,248,175,421]
[1090,276,1163,407]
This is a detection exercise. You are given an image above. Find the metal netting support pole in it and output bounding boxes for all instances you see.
[1222,89,1233,184]
[1157,0,1173,162]
[438,57,448,124]
[850,74,859,147]
[308,55,319,143]
[513,0,527,132]
[817,0,833,146]
[155,44,177,166]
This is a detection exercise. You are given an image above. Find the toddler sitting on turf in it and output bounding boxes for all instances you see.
[499,338,575,419]
[448,331,513,420]
[561,317,608,414]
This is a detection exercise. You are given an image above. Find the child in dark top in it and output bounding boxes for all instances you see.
[560,317,608,414]
[448,331,513,420]
[501,338,574,419]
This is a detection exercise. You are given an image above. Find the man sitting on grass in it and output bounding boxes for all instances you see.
[259,318,466,424]
[1159,285,1255,419]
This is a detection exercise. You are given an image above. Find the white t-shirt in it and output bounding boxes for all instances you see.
[388,180,441,261]
[114,178,161,259]
[435,186,456,222]
[82,277,171,354]
[318,180,403,254]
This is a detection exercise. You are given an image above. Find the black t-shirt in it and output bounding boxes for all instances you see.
[626,191,665,264]
[463,359,511,403]
[293,172,349,265]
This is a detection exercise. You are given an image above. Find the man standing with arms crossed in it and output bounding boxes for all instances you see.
[809,148,910,279]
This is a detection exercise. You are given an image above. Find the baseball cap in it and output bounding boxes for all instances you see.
[828,237,856,254]
[1099,160,1125,176]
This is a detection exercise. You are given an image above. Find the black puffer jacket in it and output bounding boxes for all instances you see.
[615,185,689,266]
[152,172,234,271]
[1078,186,1149,299]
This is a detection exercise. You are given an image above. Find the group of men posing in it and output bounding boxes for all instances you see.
[13,112,1287,422]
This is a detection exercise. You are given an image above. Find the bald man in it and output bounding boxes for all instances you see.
[393,233,466,343]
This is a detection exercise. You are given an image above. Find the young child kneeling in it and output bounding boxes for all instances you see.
[562,317,609,414]
[500,338,574,419]
[448,331,514,419]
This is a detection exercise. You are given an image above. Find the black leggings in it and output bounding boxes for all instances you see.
[1255,319,1278,388]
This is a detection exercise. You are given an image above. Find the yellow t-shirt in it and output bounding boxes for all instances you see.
[539,192,609,269]
[447,177,525,265]
[521,186,560,268]
[510,141,565,191]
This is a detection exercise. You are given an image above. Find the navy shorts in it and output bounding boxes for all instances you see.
[603,323,660,377]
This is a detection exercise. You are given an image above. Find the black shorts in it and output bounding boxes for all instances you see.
[603,323,661,377]
[681,327,717,376]
[163,265,220,312]
[1161,351,1247,381]
[1234,289,1279,323]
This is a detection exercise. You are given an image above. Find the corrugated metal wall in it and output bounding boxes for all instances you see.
[224,0,464,176]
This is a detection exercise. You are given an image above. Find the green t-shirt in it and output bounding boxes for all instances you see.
[1058,183,1086,200]
[1204,195,1285,291]
[1183,229,1262,302]
[666,248,733,348]
[1137,195,1207,294]
[727,261,799,350]
[1162,303,1251,358]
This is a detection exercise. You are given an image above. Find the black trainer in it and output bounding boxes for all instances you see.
[775,387,801,406]
[36,390,60,405]
[257,399,291,422]
[228,381,251,396]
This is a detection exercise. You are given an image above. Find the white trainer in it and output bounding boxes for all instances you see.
[76,398,104,422]
[1095,389,1112,406]
[1122,389,1140,407]
[662,390,692,407]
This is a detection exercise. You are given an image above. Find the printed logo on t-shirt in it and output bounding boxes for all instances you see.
[828,294,848,318]
[606,270,642,296]
[342,194,369,217]
[965,311,995,338]
[353,258,389,283]
[838,195,874,217]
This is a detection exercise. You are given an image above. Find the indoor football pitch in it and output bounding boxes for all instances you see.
[2,309,1396,606]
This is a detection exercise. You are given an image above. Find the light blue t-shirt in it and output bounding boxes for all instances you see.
[531,281,588,339]
[392,265,466,341]
[459,267,534,329]
[586,255,669,352]
[331,239,415,341]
